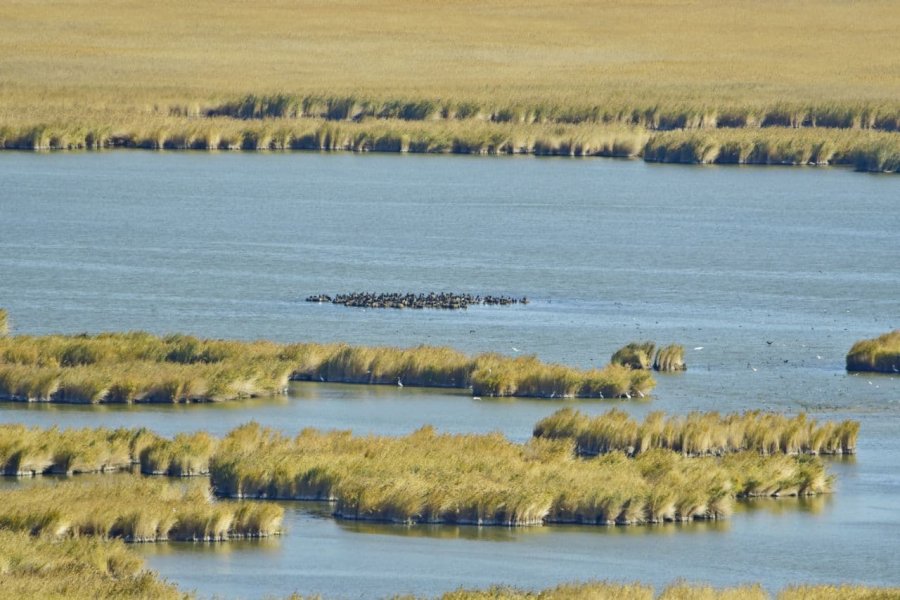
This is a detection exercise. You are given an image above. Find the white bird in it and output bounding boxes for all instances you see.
[637,390,645,398]
[512,347,520,352]
[473,396,482,401]
[694,346,704,351]
[319,376,325,382]
[397,378,404,387]
[816,355,822,360]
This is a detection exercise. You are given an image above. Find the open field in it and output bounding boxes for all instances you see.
[0,0,898,170]
[0,476,282,542]
[846,330,900,374]
[0,332,653,402]
[533,409,859,457]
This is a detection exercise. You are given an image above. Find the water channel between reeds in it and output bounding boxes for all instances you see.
[0,151,898,598]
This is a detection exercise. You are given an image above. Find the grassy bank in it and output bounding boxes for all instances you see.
[0,531,185,599]
[0,476,282,542]
[846,330,900,373]
[0,0,898,171]
[533,409,859,457]
[0,309,7,337]
[211,423,830,526]
[1,118,897,172]
[0,332,653,401]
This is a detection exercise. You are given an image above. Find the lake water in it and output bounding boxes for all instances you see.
[0,152,898,598]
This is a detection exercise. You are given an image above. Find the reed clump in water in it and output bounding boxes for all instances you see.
[846,330,900,373]
[533,409,858,456]
[653,345,686,372]
[611,342,656,370]
[0,476,282,542]
[0,425,156,476]
[139,432,217,476]
[611,343,686,373]
[210,423,830,526]
[0,331,653,400]
[0,531,185,599]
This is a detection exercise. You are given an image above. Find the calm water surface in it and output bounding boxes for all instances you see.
[0,152,898,598]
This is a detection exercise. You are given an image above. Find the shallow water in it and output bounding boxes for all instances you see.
[0,152,898,598]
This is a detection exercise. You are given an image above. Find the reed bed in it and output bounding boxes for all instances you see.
[533,409,859,457]
[610,342,686,373]
[0,309,7,337]
[0,531,185,599]
[210,423,830,526]
[1,117,897,172]
[846,330,900,373]
[0,332,653,401]
[0,424,153,476]
[0,476,282,542]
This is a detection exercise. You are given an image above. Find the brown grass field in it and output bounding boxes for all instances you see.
[0,0,898,169]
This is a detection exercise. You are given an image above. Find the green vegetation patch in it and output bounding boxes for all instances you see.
[846,330,900,373]
[533,409,858,457]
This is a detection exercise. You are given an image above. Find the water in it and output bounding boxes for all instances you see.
[0,151,898,598]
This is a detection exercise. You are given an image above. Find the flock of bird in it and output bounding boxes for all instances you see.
[305,292,529,310]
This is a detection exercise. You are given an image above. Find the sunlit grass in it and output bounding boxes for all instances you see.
[0,331,653,401]
[0,531,186,599]
[846,330,900,373]
[210,423,830,526]
[533,409,858,456]
[0,476,282,542]
[0,1,898,171]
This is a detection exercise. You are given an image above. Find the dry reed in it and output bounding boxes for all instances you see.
[846,330,900,373]
[0,476,282,542]
[533,409,858,456]
[210,423,830,526]
[0,531,185,599]
[0,331,653,401]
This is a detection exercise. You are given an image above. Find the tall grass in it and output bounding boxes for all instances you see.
[0,531,185,599]
[210,423,830,526]
[0,309,7,337]
[0,424,151,476]
[846,330,900,373]
[0,476,282,542]
[533,409,858,456]
[0,331,653,401]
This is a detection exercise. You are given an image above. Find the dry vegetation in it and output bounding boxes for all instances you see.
[611,342,686,373]
[210,423,830,526]
[0,531,185,600]
[0,0,897,170]
[0,476,282,542]
[0,332,653,402]
[846,330,900,373]
[533,409,859,457]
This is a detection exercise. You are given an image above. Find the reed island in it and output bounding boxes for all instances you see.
[846,330,900,374]
[0,330,653,402]
[0,1,897,172]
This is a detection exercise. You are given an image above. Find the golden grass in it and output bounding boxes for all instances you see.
[0,309,7,337]
[0,1,898,170]
[0,331,653,401]
[210,423,830,526]
[533,409,859,457]
[0,476,282,542]
[0,531,186,600]
[778,586,900,600]
[846,330,900,373]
